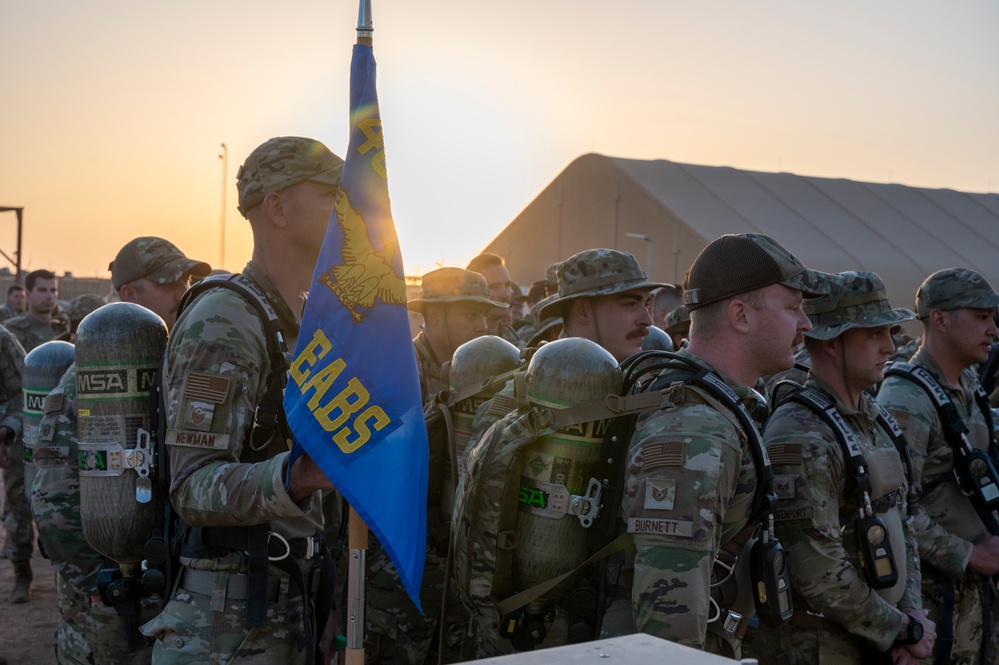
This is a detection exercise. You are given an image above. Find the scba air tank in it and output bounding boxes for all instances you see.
[440,335,523,521]
[513,337,621,595]
[22,340,76,500]
[76,302,167,574]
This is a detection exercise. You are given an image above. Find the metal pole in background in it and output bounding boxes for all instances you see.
[0,207,23,284]
[219,143,227,269]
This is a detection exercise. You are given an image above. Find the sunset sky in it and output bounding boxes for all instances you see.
[1,0,996,280]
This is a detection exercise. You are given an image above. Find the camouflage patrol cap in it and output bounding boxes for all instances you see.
[662,305,690,336]
[66,294,106,323]
[236,136,345,216]
[538,249,671,320]
[804,271,914,340]
[407,268,508,314]
[109,237,211,290]
[915,268,999,318]
[684,234,831,311]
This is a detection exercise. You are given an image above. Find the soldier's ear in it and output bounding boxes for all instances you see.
[261,191,288,229]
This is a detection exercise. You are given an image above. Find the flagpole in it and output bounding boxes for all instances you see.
[346,4,373,662]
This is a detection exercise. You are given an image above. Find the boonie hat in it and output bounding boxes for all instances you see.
[109,237,211,290]
[66,294,106,323]
[915,268,999,318]
[236,136,344,216]
[684,234,831,311]
[538,249,671,320]
[408,268,508,314]
[805,271,914,340]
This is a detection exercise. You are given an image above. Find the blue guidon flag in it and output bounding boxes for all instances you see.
[284,38,428,607]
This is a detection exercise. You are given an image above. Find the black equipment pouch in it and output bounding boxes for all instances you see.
[749,518,793,627]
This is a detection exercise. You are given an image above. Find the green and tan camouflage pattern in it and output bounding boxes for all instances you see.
[537,249,668,320]
[139,262,322,663]
[617,349,758,656]
[5,313,68,353]
[31,363,155,663]
[65,294,106,325]
[877,348,996,664]
[0,325,27,563]
[757,377,919,662]
[236,136,344,215]
[804,271,915,341]
[915,267,999,319]
[662,305,689,337]
[109,236,211,290]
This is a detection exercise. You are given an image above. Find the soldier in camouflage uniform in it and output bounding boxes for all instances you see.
[613,233,831,658]
[0,325,25,602]
[29,238,206,661]
[5,269,68,353]
[759,271,936,664]
[0,285,24,323]
[877,268,999,665]
[408,267,504,406]
[139,137,344,664]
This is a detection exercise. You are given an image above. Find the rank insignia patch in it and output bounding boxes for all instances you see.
[644,478,676,511]
[773,474,795,499]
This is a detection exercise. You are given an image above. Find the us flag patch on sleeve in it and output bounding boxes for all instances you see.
[767,443,802,466]
[643,441,685,469]
[183,372,230,404]
[887,409,910,429]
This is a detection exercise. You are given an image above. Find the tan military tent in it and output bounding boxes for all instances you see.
[482,153,999,310]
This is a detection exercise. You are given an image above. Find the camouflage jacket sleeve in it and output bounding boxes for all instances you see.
[0,326,24,434]
[765,402,905,650]
[621,401,753,650]
[164,289,309,527]
[877,377,973,577]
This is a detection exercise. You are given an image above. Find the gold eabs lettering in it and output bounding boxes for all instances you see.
[290,329,391,453]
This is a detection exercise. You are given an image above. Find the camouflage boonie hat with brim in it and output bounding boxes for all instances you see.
[236,136,345,216]
[684,233,832,311]
[663,305,690,336]
[109,237,211,289]
[915,268,999,318]
[538,249,671,320]
[804,271,915,340]
[407,268,507,314]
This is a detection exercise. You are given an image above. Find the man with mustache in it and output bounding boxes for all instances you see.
[609,233,831,658]
[877,268,999,665]
[537,248,667,363]
[760,271,935,664]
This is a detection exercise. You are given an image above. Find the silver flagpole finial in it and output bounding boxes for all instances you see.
[357,0,373,39]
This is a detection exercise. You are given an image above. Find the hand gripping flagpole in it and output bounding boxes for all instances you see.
[346,4,372,664]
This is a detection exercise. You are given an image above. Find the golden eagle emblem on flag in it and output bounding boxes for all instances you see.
[319,189,407,323]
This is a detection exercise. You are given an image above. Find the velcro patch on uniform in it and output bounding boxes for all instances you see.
[644,478,676,511]
[642,441,685,469]
[887,409,910,429]
[627,517,694,538]
[768,443,802,466]
[184,401,216,432]
[42,392,65,415]
[773,474,795,499]
[773,506,815,522]
[183,372,231,404]
[166,430,230,450]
